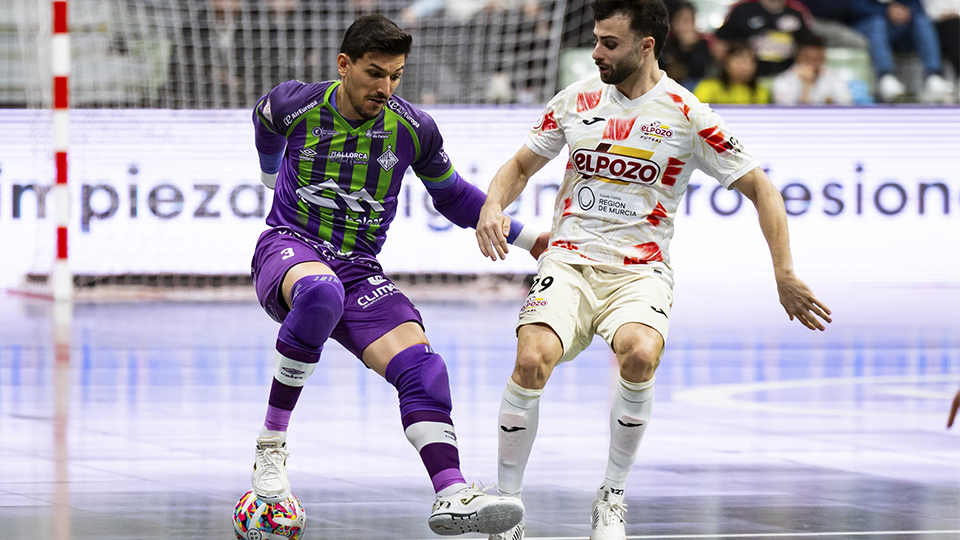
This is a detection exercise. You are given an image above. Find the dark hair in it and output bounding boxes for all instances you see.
[592,0,670,59]
[340,14,412,61]
[719,40,758,91]
[796,32,826,50]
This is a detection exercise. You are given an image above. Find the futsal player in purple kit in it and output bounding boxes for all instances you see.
[248,14,543,536]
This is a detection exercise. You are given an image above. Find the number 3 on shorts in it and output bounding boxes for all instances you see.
[281,248,295,260]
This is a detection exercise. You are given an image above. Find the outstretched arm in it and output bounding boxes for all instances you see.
[477,146,551,260]
[732,167,832,330]
[425,173,541,253]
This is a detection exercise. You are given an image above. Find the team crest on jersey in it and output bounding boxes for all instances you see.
[378,145,399,171]
[571,143,661,185]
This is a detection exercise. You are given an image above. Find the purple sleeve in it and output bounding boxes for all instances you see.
[426,173,524,243]
[253,85,296,172]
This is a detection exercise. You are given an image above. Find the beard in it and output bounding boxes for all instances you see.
[349,94,386,121]
[598,60,634,85]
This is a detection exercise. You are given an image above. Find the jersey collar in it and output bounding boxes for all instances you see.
[609,70,667,108]
[324,80,383,136]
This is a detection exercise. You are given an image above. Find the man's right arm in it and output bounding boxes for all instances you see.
[476,146,550,260]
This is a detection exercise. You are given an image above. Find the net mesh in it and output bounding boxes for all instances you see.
[3,0,582,109]
[2,0,598,298]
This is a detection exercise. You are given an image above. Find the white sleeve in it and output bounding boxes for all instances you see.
[690,103,758,189]
[524,89,570,159]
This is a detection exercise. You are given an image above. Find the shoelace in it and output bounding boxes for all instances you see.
[258,446,289,470]
[599,498,627,526]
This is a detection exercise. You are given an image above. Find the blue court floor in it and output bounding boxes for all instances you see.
[0,281,958,540]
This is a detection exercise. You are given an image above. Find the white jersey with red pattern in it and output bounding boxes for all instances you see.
[527,72,758,284]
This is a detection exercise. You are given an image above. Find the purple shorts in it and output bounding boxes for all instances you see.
[251,227,423,360]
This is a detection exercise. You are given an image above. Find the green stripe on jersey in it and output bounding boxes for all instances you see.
[394,116,421,162]
[418,165,456,184]
[364,114,401,245]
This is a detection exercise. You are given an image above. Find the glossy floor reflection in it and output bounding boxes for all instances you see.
[1,283,958,540]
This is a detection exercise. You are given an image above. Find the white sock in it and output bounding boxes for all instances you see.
[498,378,543,497]
[604,375,654,490]
[259,426,287,442]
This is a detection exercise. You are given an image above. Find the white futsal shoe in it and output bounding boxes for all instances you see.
[590,486,627,540]
[252,435,291,503]
[489,520,524,540]
[429,483,525,536]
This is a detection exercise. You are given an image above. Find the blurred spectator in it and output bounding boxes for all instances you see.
[850,0,953,102]
[924,0,959,84]
[661,1,714,89]
[773,33,854,104]
[694,41,772,104]
[795,0,870,49]
[715,0,815,77]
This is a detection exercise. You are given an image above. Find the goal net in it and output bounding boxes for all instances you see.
[1,0,582,299]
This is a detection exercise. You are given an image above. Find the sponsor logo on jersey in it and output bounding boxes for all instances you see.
[312,126,341,140]
[330,150,369,165]
[358,282,399,308]
[577,186,596,210]
[283,100,318,126]
[365,128,392,139]
[387,99,421,128]
[638,121,674,142]
[571,143,661,185]
[368,275,387,285]
[595,193,638,217]
[299,147,317,162]
[698,126,743,155]
[377,145,399,171]
[519,296,548,313]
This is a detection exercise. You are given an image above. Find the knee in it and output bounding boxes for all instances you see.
[290,275,345,321]
[385,346,453,415]
[514,348,554,389]
[617,341,661,383]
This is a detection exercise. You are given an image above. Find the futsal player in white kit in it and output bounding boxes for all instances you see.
[475,1,833,539]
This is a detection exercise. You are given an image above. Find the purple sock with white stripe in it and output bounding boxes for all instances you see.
[385,344,466,493]
[264,275,344,432]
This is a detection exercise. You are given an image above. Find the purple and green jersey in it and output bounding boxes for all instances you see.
[254,79,502,256]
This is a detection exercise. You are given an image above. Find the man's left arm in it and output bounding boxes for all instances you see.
[732,167,833,330]
[423,173,542,256]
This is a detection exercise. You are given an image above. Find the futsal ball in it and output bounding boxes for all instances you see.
[233,489,306,540]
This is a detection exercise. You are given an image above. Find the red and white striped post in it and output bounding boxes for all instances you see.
[52,0,72,301]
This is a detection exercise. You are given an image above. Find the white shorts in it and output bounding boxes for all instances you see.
[516,256,674,364]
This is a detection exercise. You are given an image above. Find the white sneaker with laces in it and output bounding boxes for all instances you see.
[489,520,524,540]
[922,74,954,103]
[252,435,291,504]
[877,74,906,102]
[429,483,525,536]
[590,486,627,540]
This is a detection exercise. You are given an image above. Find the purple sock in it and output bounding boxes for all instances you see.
[264,275,344,432]
[386,344,466,493]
